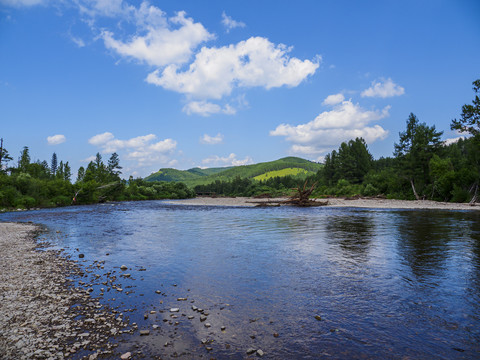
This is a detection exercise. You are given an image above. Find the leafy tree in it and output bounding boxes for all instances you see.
[451,79,480,136]
[0,138,13,172]
[51,152,58,176]
[394,113,443,199]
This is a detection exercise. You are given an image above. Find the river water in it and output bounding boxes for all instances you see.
[1,201,480,359]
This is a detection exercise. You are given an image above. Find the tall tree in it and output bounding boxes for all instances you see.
[76,166,85,183]
[0,138,13,172]
[451,79,480,203]
[451,79,480,136]
[107,152,122,179]
[18,146,30,173]
[64,161,72,182]
[394,113,443,199]
[51,152,58,176]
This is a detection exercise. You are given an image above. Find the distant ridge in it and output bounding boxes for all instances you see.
[145,157,322,188]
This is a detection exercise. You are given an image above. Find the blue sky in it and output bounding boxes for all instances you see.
[1,0,479,178]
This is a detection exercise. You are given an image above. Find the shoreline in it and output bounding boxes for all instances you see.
[165,196,480,211]
[0,222,129,359]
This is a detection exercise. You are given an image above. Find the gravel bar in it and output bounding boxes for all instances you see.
[0,222,128,360]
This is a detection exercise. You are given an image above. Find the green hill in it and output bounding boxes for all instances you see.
[145,157,322,188]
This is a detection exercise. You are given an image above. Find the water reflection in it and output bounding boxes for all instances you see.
[325,211,375,262]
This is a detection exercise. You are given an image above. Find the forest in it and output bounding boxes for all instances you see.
[0,148,194,209]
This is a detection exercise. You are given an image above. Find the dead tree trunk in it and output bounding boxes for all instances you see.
[470,182,478,205]
[410,179,420,200]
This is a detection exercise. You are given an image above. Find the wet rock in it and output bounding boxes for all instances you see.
[246,348,256,355]
[120,265,128,270]
[177,297,187,301]
[200,315,207,322]
[221,326,226,331]
[170,308,180,313]
[204,322,211,328]
[315,315,322,321]
[79,254,85,258]
[273,332,279,338]
[120,352,132,359]
[139,330,150,336]
[257,349,265,357]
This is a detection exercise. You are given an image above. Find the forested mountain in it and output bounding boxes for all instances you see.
[145,157,322,188]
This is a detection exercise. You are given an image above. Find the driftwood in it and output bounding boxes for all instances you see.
[248,181,328,207]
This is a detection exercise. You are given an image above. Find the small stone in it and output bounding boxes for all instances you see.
[155,290,161,294]
[187,316,194,320]
[200,315,207,322]
[250,335,256,339]
[144,314,148,320]
[139,330,150,336]
[315,315,322,321]
[79,254,85,258]
[120,352,131,360]
[177,297,187,301]
[150,310,156,314]
[257,349,264,357]
[123,273,131,278]
[204,323,211,328]
[273,332,279,338]
[191,305,198,311]
[246,348,256,355]
[221,326,226,331]
[206,347,213,351]
[152,325,159,329]
[170,308,179,312]
[120,265,128,270]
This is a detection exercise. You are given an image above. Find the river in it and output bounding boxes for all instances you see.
[1,201,479,359]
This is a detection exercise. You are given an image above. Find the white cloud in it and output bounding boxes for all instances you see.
[76,0,129,17]
[47,134,66,145]
[0,0,45,7]
[202,153,253,167]
[81,155,97,163]
[182,101,236,116]
[101,6,213,67]
[270,99,389,158]
[88,132,178,171]
[221,11,246,32]
[443,136,466,146]
[361,78,405,98]
[146,36,320,100]
[200,133,224,145]
[322,93,344,106]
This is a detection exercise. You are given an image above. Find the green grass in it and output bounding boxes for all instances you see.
[253,168,309,181]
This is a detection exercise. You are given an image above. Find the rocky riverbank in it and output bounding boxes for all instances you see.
[0,222,129,360]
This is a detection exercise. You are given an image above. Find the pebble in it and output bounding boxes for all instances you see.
[139,330,150,336]
[120,352,132,359]
[204,323,211,328]
[200,315,207,322]
[257,349,265,357]
[170,308,180,313]
[120,265,128,270]
[315,315,322,321]
[246,348,256,355]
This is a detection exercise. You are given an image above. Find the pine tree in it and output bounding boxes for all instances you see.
[0,138,13,172]
[51,152,58,176]
[18,146,30,173]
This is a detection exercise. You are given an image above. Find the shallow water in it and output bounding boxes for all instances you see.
[2,201,480,359]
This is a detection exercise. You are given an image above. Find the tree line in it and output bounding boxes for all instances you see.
[0,147,194,209]
[195,79,480,203]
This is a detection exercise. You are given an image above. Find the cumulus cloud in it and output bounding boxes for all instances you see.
[202,153,253,167]
[88,132,177,169]
[270,99,390,160]
[146,36,320,100]
[221,11,246,32]
[76,0,129,17]
[101,5,213,67]
[322,93,345,106]
[183,101,236,116]
[47,134,66,145]
[200,133,224,145]
[361,78,405,98]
